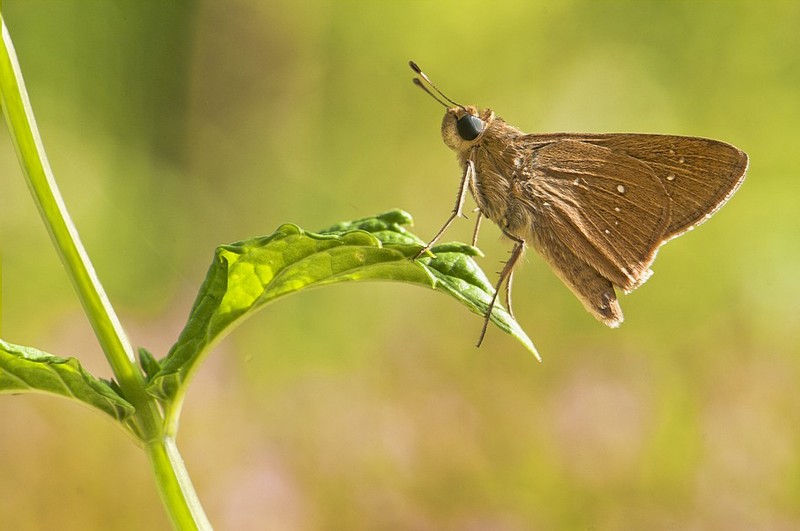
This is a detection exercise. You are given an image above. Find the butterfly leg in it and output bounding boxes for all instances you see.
[471,210,483,247]
[505,268,515,319]
[414,155,477,259]
[477,233,525,347]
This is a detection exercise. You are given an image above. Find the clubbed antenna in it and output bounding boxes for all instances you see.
[409,61,466,110]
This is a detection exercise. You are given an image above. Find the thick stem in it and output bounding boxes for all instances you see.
[0,15,139,392]
[0,15,209,529]
[147,437,213,530]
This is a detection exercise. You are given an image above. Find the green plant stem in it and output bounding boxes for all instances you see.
[0,16,209,530]
[0,17,140,399]
[147,436,213,530]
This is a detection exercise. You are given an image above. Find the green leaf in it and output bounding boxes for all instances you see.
[0,339,135,422]
[148,210,538,418]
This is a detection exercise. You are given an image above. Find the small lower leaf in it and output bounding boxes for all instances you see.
[138,348,161,381]
[0,339,135,422]
[148,210,538,417]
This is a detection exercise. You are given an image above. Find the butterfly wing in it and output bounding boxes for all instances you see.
[518,138,671,294]
[526,133,748,239]
[522,201,626,327]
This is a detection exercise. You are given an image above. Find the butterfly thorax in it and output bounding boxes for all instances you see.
[441,106,529,230]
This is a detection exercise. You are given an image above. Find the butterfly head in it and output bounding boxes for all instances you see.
[441,106,494,151]
[409,61,494,152]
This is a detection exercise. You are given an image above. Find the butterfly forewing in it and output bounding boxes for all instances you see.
[610,136,746,239]
[523,139,671,291]
[530,134,748,239]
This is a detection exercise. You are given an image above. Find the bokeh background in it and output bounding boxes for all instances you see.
[1,1,798,529]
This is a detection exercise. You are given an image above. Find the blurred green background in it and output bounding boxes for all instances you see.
[1,1,798,529]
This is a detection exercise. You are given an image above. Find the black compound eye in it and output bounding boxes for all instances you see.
[456,114,484,141]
